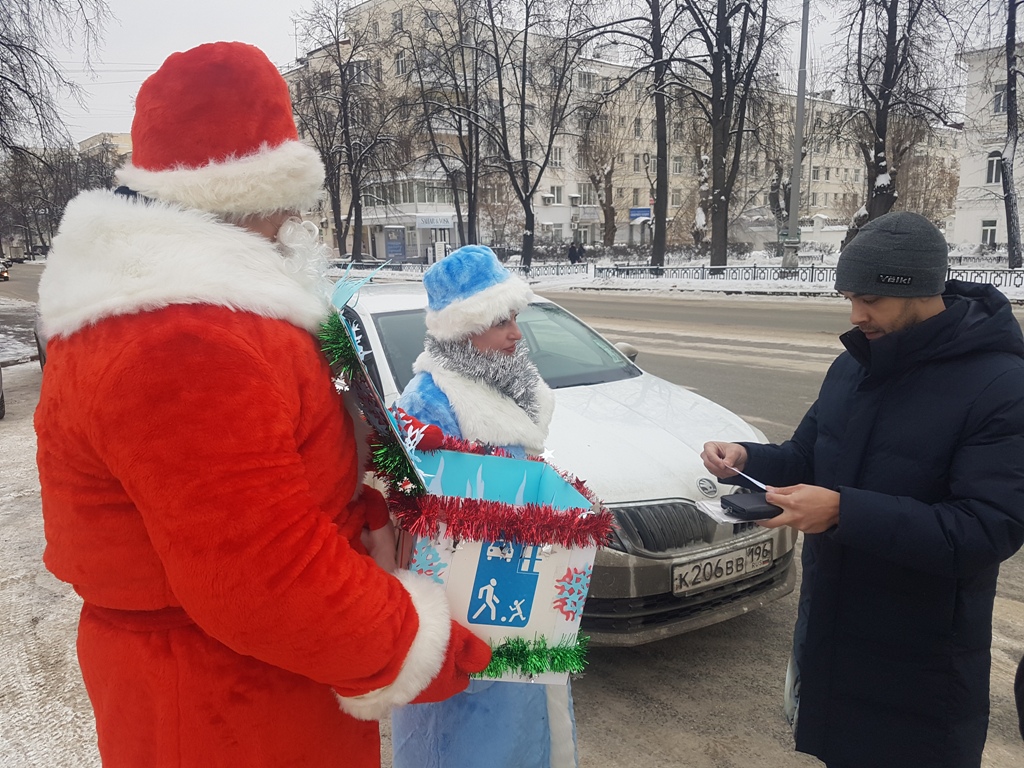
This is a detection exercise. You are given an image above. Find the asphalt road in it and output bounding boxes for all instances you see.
[2,279,1022,766]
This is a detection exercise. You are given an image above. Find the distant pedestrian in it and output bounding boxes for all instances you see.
[567,242,580,264]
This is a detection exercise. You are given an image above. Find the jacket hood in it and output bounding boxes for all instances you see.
[840,280,1024,378]
[38,189,331,340]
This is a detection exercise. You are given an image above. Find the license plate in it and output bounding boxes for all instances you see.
[671,540,773,595]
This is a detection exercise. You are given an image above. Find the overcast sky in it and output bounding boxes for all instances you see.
[58,0,305,142]
[57,0,836,144]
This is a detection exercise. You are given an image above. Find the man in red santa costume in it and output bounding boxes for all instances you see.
[34,41,490,768]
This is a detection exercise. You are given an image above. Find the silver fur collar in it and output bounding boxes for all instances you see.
[424,334,543,422]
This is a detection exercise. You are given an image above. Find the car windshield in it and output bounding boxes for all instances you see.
[373,302,640,392]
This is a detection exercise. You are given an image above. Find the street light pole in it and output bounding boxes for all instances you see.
[782,0,811,270]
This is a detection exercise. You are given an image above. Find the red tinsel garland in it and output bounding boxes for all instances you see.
[389,492,613,549]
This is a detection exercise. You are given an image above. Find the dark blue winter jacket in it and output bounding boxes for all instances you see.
[742,281,1024,768]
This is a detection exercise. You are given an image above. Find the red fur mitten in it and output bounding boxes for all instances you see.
[411,621,492,703]
[392,407,445,451]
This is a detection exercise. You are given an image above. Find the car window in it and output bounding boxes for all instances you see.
[373,302,639,393]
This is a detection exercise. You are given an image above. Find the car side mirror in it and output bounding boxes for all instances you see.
[614,341,639,362]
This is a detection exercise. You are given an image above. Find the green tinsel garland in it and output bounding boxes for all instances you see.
[320,314,421,494]
[319,313,362,380]
[475,635,590,679]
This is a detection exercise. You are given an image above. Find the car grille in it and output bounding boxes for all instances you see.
[610,501,758,553]
[581,550,794,635]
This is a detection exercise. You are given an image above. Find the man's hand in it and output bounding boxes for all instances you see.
[761,484,840,534]
[361,520,398,573]
[701,441,749,478]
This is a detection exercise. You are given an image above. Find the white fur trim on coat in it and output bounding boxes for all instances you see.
[38,189,330,339]
[414,351,554,455]
[425,276,533,341]
[335,570,453,720]
[116,140,325,216]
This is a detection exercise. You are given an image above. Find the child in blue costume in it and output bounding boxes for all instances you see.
[391,245,578,768]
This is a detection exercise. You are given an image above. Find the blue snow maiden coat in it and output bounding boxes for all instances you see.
[738,281,1024,768]
[391,348,576,768]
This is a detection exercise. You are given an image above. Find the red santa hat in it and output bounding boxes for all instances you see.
[116,41,324,216]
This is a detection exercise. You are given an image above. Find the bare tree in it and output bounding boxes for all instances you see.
[474,0,594,268]
[293,0,408,259]
[0,141,121,254]
[999,1,1023,269]
[399,0,493,245]
[576,95,632,246]
[604,0,778,267]
[1,0,108,151]
[833,0,964,248]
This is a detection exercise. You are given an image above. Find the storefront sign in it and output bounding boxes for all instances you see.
[416,214,454,229]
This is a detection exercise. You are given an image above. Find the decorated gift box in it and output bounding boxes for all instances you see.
[320,292,612,684]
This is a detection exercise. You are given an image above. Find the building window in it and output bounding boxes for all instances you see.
[632,188,641,206]
[392,10,403,31]
[395,50,408,76]
[672,155,684,174]
[423,9,439,27]
[616,187,624,198]
[670,188,682,207]
[552,223,564,241]
[578,182,597,206]
[551,147,563,168]
[854,168,861,182]
[347,60,373,84]
[633,154,642,173]
[550,185,563,204]
[982,219,997,246]
[824,168,831,181]
[634,117,643,139]
[812,166,820,181]
[994,84,1007,115]
[987,152,1003,184]
[577,71,595,91]
[811,192,818,206]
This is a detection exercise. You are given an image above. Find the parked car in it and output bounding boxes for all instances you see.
[1,262,9,281]
[339,283,796,647]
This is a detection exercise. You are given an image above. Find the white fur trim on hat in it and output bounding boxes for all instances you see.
[334,570,454,720]
[424,276,533,341]
[116,140,325,216]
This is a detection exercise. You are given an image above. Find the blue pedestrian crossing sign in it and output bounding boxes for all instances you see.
[467,540,544,627]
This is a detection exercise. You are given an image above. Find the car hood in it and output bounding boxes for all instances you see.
[543,373,764,506]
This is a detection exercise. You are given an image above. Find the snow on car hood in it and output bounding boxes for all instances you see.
[543,372,764,506]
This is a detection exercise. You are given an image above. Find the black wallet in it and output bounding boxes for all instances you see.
[720,492,783,521]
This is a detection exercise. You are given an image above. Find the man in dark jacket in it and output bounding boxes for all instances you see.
[702,210,1024,768]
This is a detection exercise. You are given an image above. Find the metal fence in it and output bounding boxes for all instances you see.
[593,264,1024,289]
[343,261,589,278]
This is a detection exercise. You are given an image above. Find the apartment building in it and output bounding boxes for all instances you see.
[288,0,961,257]
[952,46,1016,247]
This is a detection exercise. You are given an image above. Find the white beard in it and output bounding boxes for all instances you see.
[276,218,334,302]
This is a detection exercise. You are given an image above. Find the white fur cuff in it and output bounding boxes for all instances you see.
[334,570,453,720]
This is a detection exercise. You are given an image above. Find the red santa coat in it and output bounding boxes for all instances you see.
[35,190,460,767]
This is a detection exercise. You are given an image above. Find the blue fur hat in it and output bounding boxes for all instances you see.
[423,245,532,340]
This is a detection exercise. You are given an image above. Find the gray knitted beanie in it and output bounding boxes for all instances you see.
[835,211,948,297]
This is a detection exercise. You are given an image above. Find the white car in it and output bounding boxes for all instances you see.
[342,283,796,646]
